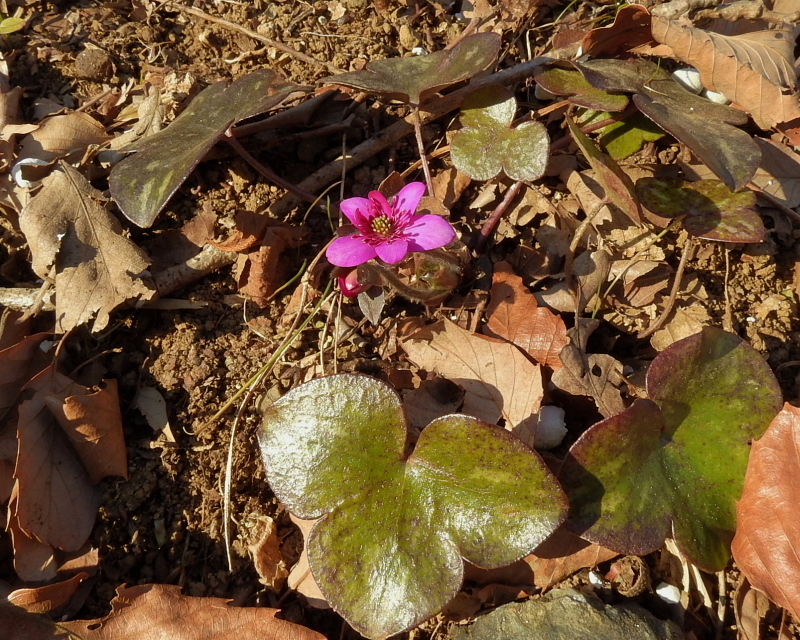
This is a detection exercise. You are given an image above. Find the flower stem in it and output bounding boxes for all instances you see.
[475,180,525,253]
[412,105,435,198]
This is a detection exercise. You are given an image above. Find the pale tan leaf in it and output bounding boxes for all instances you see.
[402,319,544,432]
[651,16,800,132]
[287,514,329,609]
[7,571,89,613]
[751,137,800,208]
[59,583,327,640]
[551,344,626,419]
[19,164,156,332]
[18,112,110,162]
[248,516,288,589]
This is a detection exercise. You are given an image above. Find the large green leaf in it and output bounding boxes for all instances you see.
[635,177,764,243]
[561,327,782,571]
[450,85,549,182]
[320,33,501,106]
[259,374,567,639]
[109,69,301,228]
[574,58,760,191]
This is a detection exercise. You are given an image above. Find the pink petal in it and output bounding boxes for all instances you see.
[367,191,392,216]
[405,215,457,251]
[326,235,377,267]
[394,181,426,215]
[375,239,409,264]
[339,197,372,226]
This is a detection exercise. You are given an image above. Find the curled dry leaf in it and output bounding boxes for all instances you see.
[7,571,90,614]
[651,15,800,139]
[732,404,800,620]
[59,583,327,640]
[402,319,544,435]
[483,261,567,369]
[551,345,626,419]
[17,111,111,163]
[19,164,156,333]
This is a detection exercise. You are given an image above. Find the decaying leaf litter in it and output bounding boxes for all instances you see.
[3,0,800,638]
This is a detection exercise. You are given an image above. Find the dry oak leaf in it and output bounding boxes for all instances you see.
[19,164,156,332]
[551,344,626,419]
[483,261,567,369]
[60,583,326,640]
[7,571,90,614]
[732,404,800,620]
[17,111,110,163]
[401,319,544,436]
[651,16,800,137]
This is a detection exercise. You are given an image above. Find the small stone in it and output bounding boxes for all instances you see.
[73,48,114,82]
[398,24,421,51]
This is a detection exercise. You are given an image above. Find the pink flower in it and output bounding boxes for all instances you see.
[326,182,456,267]
[337,268,369,297]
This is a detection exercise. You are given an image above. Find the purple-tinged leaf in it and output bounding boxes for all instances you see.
[320,33,501,106]
[561,327,782,571]
[534,63,629,112]
[636,178,764,243]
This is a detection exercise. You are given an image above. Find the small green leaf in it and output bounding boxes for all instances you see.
[534,63,629,112]
[636,178,765,243]
[109,70,302,228]
[567,116,641,223]
[450,86,549,182]
[561,327,782,571]
[574,58,760,191]
[598,112,664,160]
[0,16,25,34]
[321,33,501,106]
[259,374,567,639]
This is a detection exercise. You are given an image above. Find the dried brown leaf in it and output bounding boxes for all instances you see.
[235,225,306,307]
[732,404,800,620]
[7,491,57,582]
[287,514,329,609]
[60,583,327,640]
[248,516,288,589]
[7,571,89,613]
[0,602,61,640]
[17,112,110,162]
[45,379,128,483]
[527,528,619,589]
[483,262,567,369]
[19,164,156,332]
[402,319,544,433]
[402,377,465,431]
[0,333,51,422]
[551,345,626,419]
[15,366,100,552]
[651,16,800,135]
[581,4,654,57]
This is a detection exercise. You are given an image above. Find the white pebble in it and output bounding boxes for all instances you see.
[656,581,681,604]
[534,406,567,449]
[702,88,731,105]
[672,67,703,94]
[589,570,604,588]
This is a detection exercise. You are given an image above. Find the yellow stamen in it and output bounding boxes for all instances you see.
[371,215,393,236]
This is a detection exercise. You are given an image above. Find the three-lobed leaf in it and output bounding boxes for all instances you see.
[560,327,782,571]
[636,177,764,243]
[259,374,567,639]
[320,33,501,106]
[450,85,549,182]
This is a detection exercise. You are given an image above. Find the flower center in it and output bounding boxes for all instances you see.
[370,215,394,237]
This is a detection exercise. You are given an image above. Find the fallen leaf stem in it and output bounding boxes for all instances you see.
[475,180,525,253]
[638,234,695,339]
[412,106,435,197]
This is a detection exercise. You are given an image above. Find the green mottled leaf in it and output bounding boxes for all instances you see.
[567,116,640,223]
[561,327,782,571]
[534,63,629,112]
[636,178,764,243]
[575,58,760,191]
[109,69,301,228]
[259,374,567,639]
[321,32,501,106]
[450,86,549,181]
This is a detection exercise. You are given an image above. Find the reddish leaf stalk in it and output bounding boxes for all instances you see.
[476,180,525,253]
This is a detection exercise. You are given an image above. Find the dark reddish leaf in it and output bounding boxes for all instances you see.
[732,404,800,620]
[320,33,501,106]
[575,58,760,191]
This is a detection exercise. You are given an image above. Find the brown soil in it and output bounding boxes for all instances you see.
[2,1,799,639]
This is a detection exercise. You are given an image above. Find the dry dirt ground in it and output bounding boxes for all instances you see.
[2,1,800,639]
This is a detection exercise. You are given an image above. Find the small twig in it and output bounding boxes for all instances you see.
[638,235,695,339]
[153,244,237,297]
[475,180,525,253]
[722,246,734,332]
[168,3,345,74]
[412,105,434,196]
[225,132,317,203]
